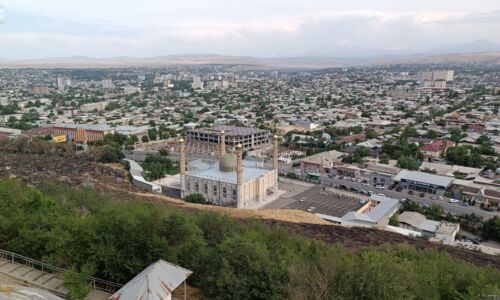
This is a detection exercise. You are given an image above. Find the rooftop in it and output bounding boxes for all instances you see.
[54,123,113,132]
[187,125,268,136]
[393,170,453,188]
[187,159,271,184]
[109,260,192,300]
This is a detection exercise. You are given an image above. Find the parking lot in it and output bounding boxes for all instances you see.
[264,183,364,217]
[323,176,499,219]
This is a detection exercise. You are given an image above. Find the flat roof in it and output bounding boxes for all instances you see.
[341,194,399,224]
[54,123,113,132]
[393,170,453,188]
[187,125,268,137]
[186,161,271,184]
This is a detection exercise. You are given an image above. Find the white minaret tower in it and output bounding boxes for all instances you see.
[179,137,186,198]
[236,143,243,208]
[219,130,226,158]
[273,135,280,190]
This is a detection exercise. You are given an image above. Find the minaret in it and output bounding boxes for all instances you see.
[236,143,243,208]
[273,135,279,190]
[179,137,186,198]
[220,130,226,158]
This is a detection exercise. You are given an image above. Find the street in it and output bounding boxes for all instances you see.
[322,176,499,220]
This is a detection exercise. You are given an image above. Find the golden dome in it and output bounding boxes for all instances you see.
[219,153,237,172]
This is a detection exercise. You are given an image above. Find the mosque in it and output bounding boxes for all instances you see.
[179,131,280,208]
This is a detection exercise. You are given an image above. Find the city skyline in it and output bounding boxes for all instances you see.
[1,0,500,59]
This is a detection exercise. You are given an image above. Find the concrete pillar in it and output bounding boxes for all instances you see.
[220,130,226,158]
[273,135,280,190]
[179,137,186,198]
[236,143,243,208]
[273,135,279,170]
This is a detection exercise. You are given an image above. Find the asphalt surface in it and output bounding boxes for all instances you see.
[323,177,499,220]
[286,186,364,217]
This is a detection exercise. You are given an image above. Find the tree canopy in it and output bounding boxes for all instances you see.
[0,179,499,299]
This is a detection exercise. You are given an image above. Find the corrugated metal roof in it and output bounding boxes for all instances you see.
[109,260,192,300]
[366,194,399,222]
[393,170,453,188]
[340,195,399,225]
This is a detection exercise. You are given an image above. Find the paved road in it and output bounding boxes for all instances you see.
[323,177,499,219]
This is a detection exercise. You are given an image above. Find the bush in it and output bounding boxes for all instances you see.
[97,146,124,163]
[185,193,207,204]
[0,179,499,299]
[63,264,94,300]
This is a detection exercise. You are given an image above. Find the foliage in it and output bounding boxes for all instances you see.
[379,154,390,164]
[141,154,179,180]
[449,128,465,143]
[64,264,94,300]
[97,145,124,163]
[365,129,378,139]
[185,193,207,204]
[481,217,500,241]
[397,155,421,170]
[389,214,399,226]
[445,145,497,169]
[342,146,371,164]
[0,179,499,299]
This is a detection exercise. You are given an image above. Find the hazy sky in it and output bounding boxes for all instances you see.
[1,0,500,59]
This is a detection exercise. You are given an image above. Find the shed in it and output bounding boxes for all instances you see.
[109,260,193,300]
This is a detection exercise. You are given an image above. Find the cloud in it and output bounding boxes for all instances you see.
[2,1,500,58]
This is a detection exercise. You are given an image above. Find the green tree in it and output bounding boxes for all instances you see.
[97,146,124,163]
[64,264,94,300]
[185,193,207,204]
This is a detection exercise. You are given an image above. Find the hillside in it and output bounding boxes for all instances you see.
[2,51,499,69]
[0,152,499,269]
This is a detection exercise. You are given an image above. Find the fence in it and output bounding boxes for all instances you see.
[0,249,123,293]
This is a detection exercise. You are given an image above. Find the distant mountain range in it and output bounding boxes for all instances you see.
[1,40,500,69]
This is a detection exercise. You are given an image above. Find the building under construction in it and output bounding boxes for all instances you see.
[185,125,271,150]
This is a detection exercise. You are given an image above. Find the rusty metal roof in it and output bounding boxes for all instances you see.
[109,260,192,300]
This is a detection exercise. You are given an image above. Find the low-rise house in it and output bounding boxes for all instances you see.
[298,150,346,173]
[335,133,366,146]
[419,139,455,161]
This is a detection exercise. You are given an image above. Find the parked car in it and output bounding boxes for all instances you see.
[306,206,316,212]
[376,185,385,190]
[438,196,443,201]
[422,203,430,209]
[399,198,407,203]
[449,198,460,203]
[368,191,374,195]
[360,199,368,204]
[481,206,494,212]
[378,193,385,197]
[408,190,414,195]
[299,197,306,202]
[419,192,425,197]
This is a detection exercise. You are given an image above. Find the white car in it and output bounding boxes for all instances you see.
[449,198,460,203]
[360,199,368,204]
[438,196,443,201]
[306,206,316,212]
[375,185,385,190]
[299,197,306,202]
